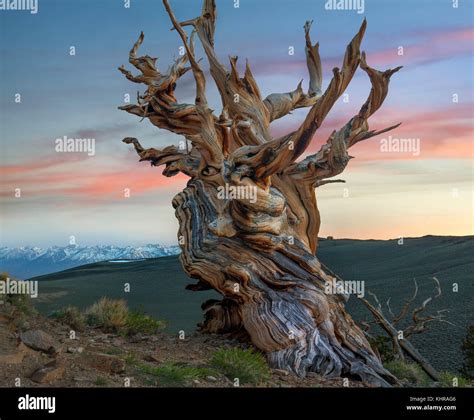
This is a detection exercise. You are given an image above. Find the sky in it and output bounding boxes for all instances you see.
[0,0,473,247]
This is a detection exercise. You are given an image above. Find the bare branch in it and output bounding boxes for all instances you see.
[404,277,454,338]
[359,294,439,380]
[304,20,323,97]
[177,0,227,84]
[128,32,161,78]
[175,0,272,147]
[392,279,418,324]
[118,31,204,140]
[315,178,345,188]
[359,276,454,380]
[264,20,323,122]
[368,290,383,313]
[123,137,199,178]
[386,297,395,319]
[234,19,366,180]
[163,1,206,106]
[163,0,223,169]
[285,52,402,184]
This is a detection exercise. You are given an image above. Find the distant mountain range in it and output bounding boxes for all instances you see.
[0,244,181,279]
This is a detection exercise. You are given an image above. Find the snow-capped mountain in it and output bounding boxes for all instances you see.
[0,244,181,279]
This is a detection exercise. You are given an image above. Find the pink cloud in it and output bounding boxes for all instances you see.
[3,102,470,202]
[1,163,189,200]
[271,103,472,162]
[249,26,473,78]
[0,154,89,176]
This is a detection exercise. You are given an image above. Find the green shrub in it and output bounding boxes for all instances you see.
[104,347,123,356]
[7,293,34,315]
[211,347,270,385]
[384,360,430,386]
[138,362,214,387]
[51,306,85,331]
[1,272,36,330]
[123,310,166,336]
[84,298,166,335]
[85,298,128,332]
[1,273,35,315]
[124,352,138,366]
[94,376,108,386]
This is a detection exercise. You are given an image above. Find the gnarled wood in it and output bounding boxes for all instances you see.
[120,0,402,386]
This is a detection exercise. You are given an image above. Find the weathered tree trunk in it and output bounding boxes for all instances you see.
[119,0,402,386]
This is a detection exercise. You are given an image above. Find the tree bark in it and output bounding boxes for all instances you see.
[120,0,402,386]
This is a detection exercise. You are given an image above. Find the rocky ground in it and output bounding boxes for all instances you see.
[0,302,368,388]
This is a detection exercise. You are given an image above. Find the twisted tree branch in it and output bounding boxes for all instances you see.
[286,52,402,185]
[264,20,323,122]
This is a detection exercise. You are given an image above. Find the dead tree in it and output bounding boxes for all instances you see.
[119,0,402,386]
[360,277,453,380]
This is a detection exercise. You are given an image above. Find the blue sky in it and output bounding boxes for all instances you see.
[1,0,473,246]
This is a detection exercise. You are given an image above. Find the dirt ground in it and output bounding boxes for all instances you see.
[0,303,369,388]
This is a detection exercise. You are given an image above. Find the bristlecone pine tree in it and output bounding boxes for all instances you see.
[119,0,402,386]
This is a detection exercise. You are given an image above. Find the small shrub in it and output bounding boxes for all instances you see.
[83,299,166,335]
[94,376,108,386]
[7,293,35,315]
[1,273,35,314]
[123,310,166,336]
[7,295,35,330]
[211,347,270,385]
[85,298,128,332]
[138,362,214,387]
[104,347,123,356]
[51,306,85,331]
[384,360,430,386]
[1,273,36,330]
[124,352,138,366]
